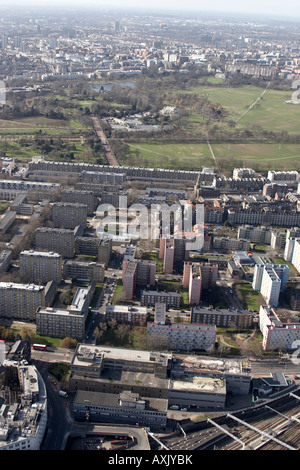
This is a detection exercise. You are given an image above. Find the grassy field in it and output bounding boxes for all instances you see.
[180,83,300,134]
[125,142,214,170]
[235,283,263,311]
[210,142,300,170]
[125,141,300,171]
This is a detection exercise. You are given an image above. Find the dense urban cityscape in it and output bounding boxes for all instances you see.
[1,1,300,457]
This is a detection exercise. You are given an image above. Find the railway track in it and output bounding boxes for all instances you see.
[159,391,300,451]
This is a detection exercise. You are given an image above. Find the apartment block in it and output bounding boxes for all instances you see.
[204,200,224,224]
[35,226,80,258]
[28,158,198,183]
[252,263,289,294]
[122,259,156,300]
[259,305,300,351]
[36,307,86,340]
[63,260,105,282]
[81,170,126,185]
[267,170,299,184]
[163,239,175,274]
[263,183,289,198]
[52,202,87,230]
[238,225,272,244]
[141,290,181,308]
[0,178,60,193]
[191,307,254,328]
[75,236,100,256]
[0,211,16,233]
[291,239,300,273]
[61,189,97,216]
[260,267,282,307]
[75,236,111,265]
[0,281,56,321]
[97,238,112,267]
[154,303,166,324]
[19,250,62,284]
[36,282,95,340]
[213,236,250,251]
[159,236,190,266]
[233,168,256,179]
[183,261,218,305]
[122,260,137,300]
[105,305,147,326]
[0,249,12,274]
[75,182,119,197]
[147,322,216,351]
[10,193,34,215]
[270,230,286,250]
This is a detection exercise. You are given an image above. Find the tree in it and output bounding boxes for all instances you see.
[19,327,35,341]
[146,333,170,351]
[60,289,74,306]
[61,337,78,349]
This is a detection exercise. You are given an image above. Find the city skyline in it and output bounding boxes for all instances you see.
[3,0,300,20]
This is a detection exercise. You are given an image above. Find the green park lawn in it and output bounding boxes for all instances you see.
[235,283,263,311]
[125,141,300,171]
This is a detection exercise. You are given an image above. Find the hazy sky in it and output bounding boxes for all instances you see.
[6,0,300,19]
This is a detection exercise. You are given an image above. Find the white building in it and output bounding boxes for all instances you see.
[0,362,47,450]
[284,237,300,273]
[292,239,300,273]
[253,262,289,286]
[267,170,299,184]
[259,305,300,351]
[260,267,282,307]
[284,237,297,262]
[147,322,216,351]
[233,168,256,180]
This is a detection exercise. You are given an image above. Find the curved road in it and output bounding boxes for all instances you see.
[33,359,73,450]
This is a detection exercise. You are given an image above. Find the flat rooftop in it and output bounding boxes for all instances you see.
[173,355,251,375]
[106,305,147,314]
[73,344,172,367]
[0,282,44,291]
[69,287,90,312]
[74,390,168,412]
[170,375,226,394]
[37,307,84,319]
[20,250,61,258]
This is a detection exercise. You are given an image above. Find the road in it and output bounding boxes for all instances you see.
[33,359,73,450]
[70,423,151,450]
[91,116,119,166]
